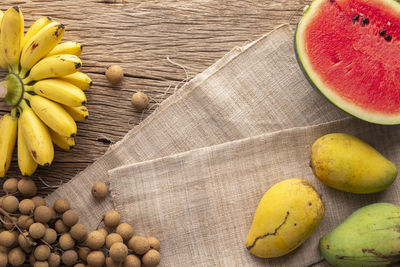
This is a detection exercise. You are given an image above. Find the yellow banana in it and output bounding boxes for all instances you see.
[17,117,38,176]
[47,41,82,57]
[0,111,17,177]
[49,129,75,151]
[62,105,89,122]
[0,6,24,73]
[20,21,65,78]
[26,79,87,107]
[19,100,54,166]
[26,94,77,137]
[0,10,7,69]
[60,72,92,90]
[23,54,82,83]
[22,16,52,49]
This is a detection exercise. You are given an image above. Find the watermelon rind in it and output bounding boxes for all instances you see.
[295,0,400,125]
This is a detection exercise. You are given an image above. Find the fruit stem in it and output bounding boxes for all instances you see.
[23,92,32,101]
[1,73,25,106]
[22,76,32,85]
[19,99,29,110]
[10,108,17,120]
[20,68,28,79]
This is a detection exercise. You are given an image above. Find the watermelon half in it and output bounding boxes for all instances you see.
[296,0,400,124]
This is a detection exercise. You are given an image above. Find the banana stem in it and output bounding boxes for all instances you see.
[0,82,6,99]
[23,92,32,101]
[22,76,32,84]
[24,85,33,92]
[19,99,29,110]
[20,68,28,79]
[10,108,17,119]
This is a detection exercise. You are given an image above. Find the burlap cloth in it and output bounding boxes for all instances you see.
[45,24,399,266]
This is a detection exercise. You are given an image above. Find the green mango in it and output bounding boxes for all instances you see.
[320,203,400,267]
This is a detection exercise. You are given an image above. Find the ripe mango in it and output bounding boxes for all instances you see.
[245,178,324,258]
[311,133,397,193]
[320,203,400,267]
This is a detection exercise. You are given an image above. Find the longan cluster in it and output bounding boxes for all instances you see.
[0,177,90,267]
[80,209,161,267]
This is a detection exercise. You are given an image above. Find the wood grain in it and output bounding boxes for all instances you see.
[0,0,307,191]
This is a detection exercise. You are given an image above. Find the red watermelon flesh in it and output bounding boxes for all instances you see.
[296,0,400,124]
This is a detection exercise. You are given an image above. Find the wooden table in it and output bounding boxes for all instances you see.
[0,0,306,195]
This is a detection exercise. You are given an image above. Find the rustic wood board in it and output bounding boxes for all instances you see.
[0,0,306,195]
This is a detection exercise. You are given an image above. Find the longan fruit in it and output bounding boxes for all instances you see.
[148,237,160,251]
[18,199,35,215]
[29,223,46,239]
[105,233,123,249]
[87,251,105,267]
[123,254,141,267]
[2,196,19,213]
[43,228,57,244]
[106,257,119,267]
[0,251,7,267]
[97,227,108,237]
[105,65,124,84]
[142,249,161,267]
[73,264,85,267]
[34,245,50,261]
[17,215,34,230]
[18,233,34,252]
[62,210,79,227]
[128,236,150,255]
[34,261,49,267]
[104,210,120,229]
[110,242,128,263]
[17,178,37,197]
[4,216,17,230]
[61,250,78,266]
[92,182,108,200]
[48,253,60,267]
[48,206,57,221]
[0,246,8,253]
[78,247,91,262]
[0,231,17,248]
[87,230,105,250]
[32,196,46,207]
[115,223,133,242]
[53,198,70,214]
[131,91,149,111]
[34,206,52,224]
[70,223,87,242]
[59,233,75,251]
[54,219,69,234]
[8,247,25,266]
[3,178,18,194]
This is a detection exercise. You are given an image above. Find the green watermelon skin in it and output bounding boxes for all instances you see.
[295,0,400,125]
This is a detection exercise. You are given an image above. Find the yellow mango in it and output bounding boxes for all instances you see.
[311,133,397,194]
[245,178,324,258]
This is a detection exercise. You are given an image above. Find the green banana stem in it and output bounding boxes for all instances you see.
[0,73,25,106]
[22,75,31,84]
[19,99,29,110]
[23,92,32,101]
[10,107,17,120]
[20,68,28,79]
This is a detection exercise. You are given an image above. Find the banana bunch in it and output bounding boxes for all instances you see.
[0,6,92,177]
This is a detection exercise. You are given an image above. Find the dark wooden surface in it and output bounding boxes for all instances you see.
[0,0,307,194]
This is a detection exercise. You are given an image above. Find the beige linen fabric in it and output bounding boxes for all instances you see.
[109,117,400,267]
[47,24,348,230]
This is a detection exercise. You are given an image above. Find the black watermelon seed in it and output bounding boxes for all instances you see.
[352,14,359,23]
[385,35,392,41]
[380,29,387,36]
[361,18,369,26]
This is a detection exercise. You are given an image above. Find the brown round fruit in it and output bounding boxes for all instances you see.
[115,223,134,242]
[43,228,57,244]
[18,233,34,252]
[62,210,79,227]
[61,250,78,266]
[106,257,119,267]
[18,199,35,215]
[97,228,108,237]
[73,264,85,267]
[2,196,19,213]
[54,219,69,234]
[53,198,70,213]
[105,233,123,249]
[29,223,46,239]
[124,254,141,267]
[17,178,37,197]
[0,231,17,248]
[105,65,124,84]
[128,236,150,255]
[70,223,87,242]
[131,91,149,111]
[34,245,50,261]
[48,253,60,267]
[110,242,128,263]
[0,251,7,267]
[34,261,49,267]
[87,230,105,250]
[59,233,75,251]
[31,196,46,207]
[8,247,26,266]
[3,178,18,194]
[142,249,161,267]
[104,210,120,229]
[87,251,105,267]
[17,215,34,230]
[3,216,17,230]
[78,247,91,262]
[148,237,160,251]
[91,182,108,200]
[34,206,52,224]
